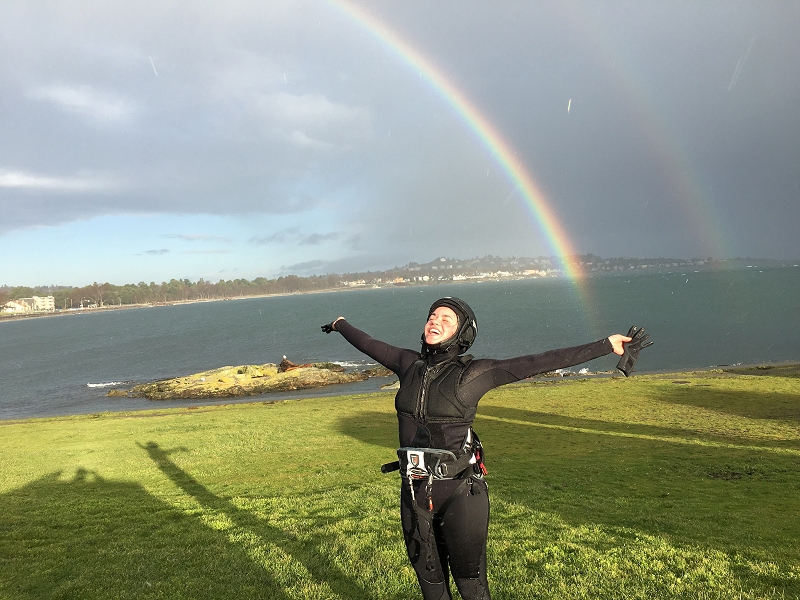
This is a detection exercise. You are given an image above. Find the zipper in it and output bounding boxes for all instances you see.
[414,365,431,420]
[414,362,446,421]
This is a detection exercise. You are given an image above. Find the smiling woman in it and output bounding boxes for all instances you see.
[322,296,641,600]
[424,306,458,346]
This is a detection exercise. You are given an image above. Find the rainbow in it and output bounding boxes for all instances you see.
[560,5,733,259]
[329,1,587,281]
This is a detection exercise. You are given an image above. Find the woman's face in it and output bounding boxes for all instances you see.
[424,306,459,346]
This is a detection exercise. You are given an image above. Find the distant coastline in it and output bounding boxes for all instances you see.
[3,254,798,324]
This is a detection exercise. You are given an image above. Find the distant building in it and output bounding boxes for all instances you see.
[2,301,30,313]
[14,296,56,313]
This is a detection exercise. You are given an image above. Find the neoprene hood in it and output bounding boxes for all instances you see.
[422,297,478,355]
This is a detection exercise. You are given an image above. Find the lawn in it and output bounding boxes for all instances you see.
[1,369,799,599]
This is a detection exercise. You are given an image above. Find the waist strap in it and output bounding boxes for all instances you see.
[381,430,487,480]
[382,447,473,480]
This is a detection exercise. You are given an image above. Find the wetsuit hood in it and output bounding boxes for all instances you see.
[421,297,478,356]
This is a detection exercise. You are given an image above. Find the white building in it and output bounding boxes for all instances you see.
[2,300,30,313]
[14,296,56,313]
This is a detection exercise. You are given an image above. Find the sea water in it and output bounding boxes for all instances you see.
[1,267,798,420]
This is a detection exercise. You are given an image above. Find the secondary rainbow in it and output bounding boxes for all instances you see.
[330,1,586,281]
[559,4,733,259]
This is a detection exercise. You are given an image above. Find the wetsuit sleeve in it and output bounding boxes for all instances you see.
[461,338,614,399]
[335,320,419,375]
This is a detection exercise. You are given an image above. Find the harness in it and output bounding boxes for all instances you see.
[382,428,486,477]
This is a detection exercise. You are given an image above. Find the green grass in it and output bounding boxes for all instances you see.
[1,370,799,599]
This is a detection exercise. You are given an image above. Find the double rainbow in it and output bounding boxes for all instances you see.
[330,1,586,281]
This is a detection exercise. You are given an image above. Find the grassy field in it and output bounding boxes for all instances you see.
[1,368,799,599]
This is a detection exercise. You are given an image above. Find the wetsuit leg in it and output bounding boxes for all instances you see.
[439,478,491,600]
[400,485,453,600]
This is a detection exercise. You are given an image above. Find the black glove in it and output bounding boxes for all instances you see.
[321,319,341,334]
[616,326,653,377]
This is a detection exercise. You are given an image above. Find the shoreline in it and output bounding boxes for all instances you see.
[2,361,797,425]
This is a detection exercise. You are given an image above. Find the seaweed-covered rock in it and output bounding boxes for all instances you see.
[364,365,393,377]
[116,362,368,400]
[312,362,345,372]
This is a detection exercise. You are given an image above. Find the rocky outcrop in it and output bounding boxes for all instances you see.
[112,361,369,400]
[364,365,393,377]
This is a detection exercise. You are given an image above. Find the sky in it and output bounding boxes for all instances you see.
[1,0,798,287]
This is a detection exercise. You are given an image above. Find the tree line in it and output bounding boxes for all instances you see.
[0,274,343,309]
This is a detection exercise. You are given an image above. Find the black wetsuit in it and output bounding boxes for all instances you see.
[336,320,613,600]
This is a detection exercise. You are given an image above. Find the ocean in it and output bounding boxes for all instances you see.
[1,267,798,420]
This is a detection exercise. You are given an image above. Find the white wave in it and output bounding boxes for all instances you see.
[87,381,126,388]
[332,361,378,368]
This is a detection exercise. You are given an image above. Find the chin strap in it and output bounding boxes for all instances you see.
[420,337,463,358]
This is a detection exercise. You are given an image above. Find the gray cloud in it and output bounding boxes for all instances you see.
[142,249,169,256]
[0,168,119,193]
[26,84,137,124]
[163,234,232,243]
[280,259,327,272]
[1,0,798,271]
[249,228,300,246]
[250,228,343,247]
[299,232,340,245]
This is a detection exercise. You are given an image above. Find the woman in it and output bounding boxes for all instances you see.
[322,297,651,600]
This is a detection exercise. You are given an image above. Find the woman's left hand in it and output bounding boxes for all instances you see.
[608,334,632,355]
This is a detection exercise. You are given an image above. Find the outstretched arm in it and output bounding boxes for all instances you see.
[461,330,651,399]
[460,337,619,402]
[321,318,418,374]
[466,338,615,388]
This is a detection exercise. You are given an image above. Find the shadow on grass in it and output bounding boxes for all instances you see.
[0,446,378,599]
[480,404,721,440]
[336,409,398,450]
[651,384,800,422]
[138,441,372,600]
[725,364,800,379]
[337,396,800,455]
[0,468,284,599]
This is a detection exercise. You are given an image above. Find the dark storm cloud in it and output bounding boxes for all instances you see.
[1,0,798,263]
